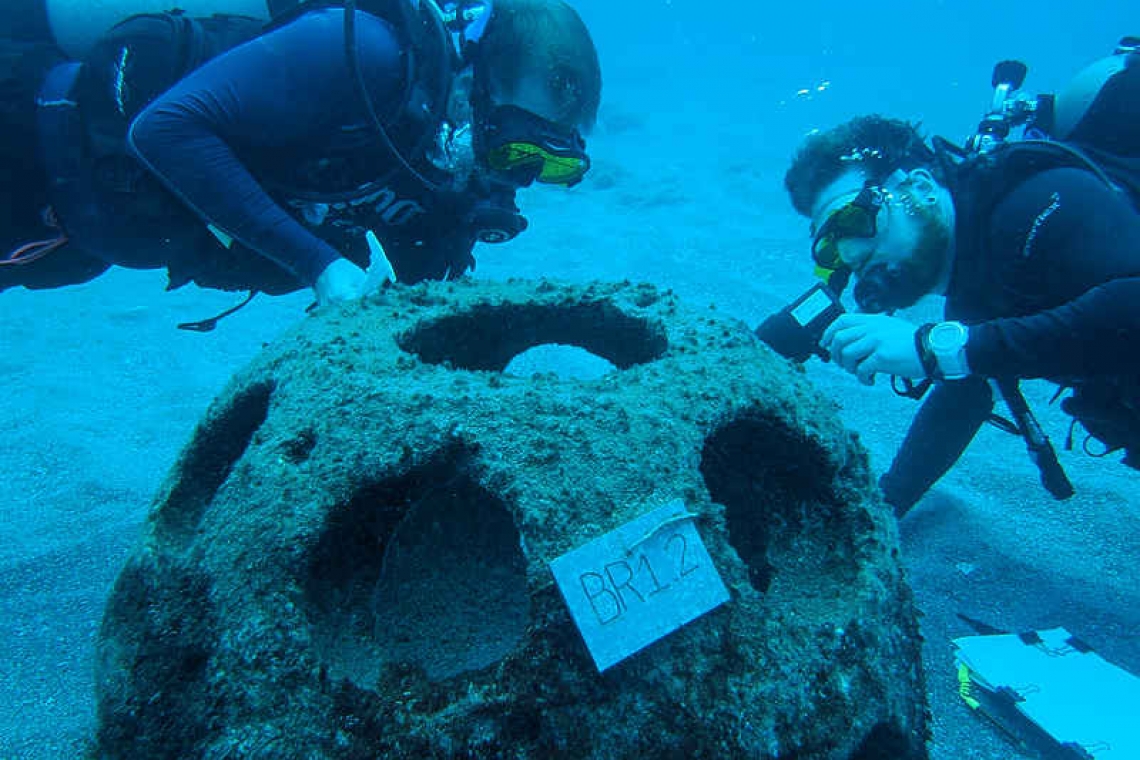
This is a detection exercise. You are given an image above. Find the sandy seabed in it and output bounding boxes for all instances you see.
[1,120,1137,760]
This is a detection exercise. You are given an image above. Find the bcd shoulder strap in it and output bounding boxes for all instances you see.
[77,11,265,155]
[954,138,1140,220]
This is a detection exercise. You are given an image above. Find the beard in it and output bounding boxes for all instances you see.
[853,192,951,313]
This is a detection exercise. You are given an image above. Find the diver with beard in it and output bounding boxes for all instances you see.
[0,0,601,315]
[781,113,1140,515]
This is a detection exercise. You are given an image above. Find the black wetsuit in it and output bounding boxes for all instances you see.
[3,8,498,294]
[880,159,1140,512]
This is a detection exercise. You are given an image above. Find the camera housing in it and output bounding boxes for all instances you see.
[754,283,844,363]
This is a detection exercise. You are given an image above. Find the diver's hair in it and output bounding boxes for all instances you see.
[784,115,936,217]
[478,0,601,130]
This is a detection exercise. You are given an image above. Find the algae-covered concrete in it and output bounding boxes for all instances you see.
[93,279,928,759]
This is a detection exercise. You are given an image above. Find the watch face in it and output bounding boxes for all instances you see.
[929,322,966,352]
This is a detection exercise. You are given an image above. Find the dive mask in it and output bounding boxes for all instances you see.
[480,105,590,187]
[810,183,887,279]
[811,174,948,313]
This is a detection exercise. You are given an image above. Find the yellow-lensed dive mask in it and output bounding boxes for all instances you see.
[810,183,888,278]
[481,105,590,187]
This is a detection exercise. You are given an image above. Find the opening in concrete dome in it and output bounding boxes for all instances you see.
[700,411,859,600]
[397,301,667,372]
[302,445,529,688]
[504,343,617,379]
[152,380,274,546]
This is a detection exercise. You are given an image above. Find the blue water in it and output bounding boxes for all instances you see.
[580,0,1135,140]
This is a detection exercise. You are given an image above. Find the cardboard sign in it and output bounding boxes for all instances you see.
[549,499,730,671]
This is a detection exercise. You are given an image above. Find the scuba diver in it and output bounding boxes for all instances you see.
[762,40,1140,515]
[0,0,601,317]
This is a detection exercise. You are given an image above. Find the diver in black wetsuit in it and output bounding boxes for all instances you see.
[0,0,601,309]
[779,54,1140,515]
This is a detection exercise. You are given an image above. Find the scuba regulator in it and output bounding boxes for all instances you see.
[966,60,1050,154]
[465,178,529,243]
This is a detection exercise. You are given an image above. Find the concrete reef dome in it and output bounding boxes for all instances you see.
[94,278,928,759]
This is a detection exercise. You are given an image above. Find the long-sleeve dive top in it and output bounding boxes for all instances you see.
[98,8,490,293]
[880,165,1140,510]
[124,9,408,287]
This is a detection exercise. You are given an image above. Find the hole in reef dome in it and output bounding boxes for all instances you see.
[302,445,529,687]
[504,344,616,379]
[372,476,529,681]
[700,410,851,598]
[154,380,274,546]
[397,301,667,372]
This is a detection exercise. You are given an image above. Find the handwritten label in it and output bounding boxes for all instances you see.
[549,499,729,671]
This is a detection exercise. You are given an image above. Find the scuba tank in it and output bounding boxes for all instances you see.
[1,0,274,58]
[1051,36,1140,157]
[936,37,1140,208]
[958,37,1139,159]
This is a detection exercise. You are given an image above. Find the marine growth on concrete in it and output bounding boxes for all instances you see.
[94,278,928,760]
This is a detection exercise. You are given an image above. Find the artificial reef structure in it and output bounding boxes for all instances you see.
[94,278,929,759]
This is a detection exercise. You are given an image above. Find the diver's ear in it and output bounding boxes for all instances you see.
[905,168,939,204]
[906,168,936,191]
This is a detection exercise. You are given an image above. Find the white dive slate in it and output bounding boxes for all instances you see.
[955,627,1140,759]
[549,498,730,672]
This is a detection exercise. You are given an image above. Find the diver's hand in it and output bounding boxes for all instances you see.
[820,314,925,385]
[313,258,367,307]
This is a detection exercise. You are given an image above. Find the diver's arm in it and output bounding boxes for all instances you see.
[879,376,994,516]
[967,277,1140,377]
[127,9,404,286]
[965,168,1140,379]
